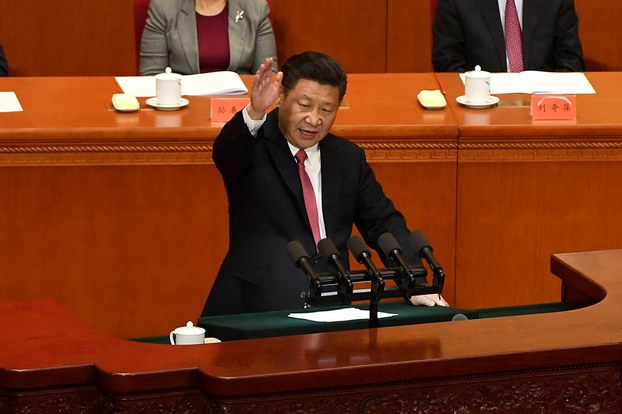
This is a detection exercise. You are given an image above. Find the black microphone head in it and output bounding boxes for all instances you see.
[347,236,370,261]
[317,238,340,259]
[286,240,309,265]
[377,232,400,258]
[409,230,433,255]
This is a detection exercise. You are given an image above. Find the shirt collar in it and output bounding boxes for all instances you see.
[287,142,320,158]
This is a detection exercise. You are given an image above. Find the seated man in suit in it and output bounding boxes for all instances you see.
[432,0,585,72]
[0,43,8,77]
[202,52,447,316]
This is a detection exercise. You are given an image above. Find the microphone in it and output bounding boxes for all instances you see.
[347,236,384,286]
[286,241,322,291]
[377,232,418,288]
[451,313,468,321]
[317,238,353,297]
[409,230,445,293]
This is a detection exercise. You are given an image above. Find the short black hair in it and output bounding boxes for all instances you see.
[281,51,348,101]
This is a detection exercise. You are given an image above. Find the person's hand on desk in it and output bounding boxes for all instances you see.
[410,294,449,307]
[247,57,283,120]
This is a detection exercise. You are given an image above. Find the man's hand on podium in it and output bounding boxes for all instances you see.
[410,294,449,307]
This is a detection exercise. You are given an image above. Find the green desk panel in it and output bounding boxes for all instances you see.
[198,302,478,341]
[134,302,569,343]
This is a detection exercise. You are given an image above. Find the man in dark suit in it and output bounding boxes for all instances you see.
[0,43,8,77]
[202,52,447,316]
[432,0,585,72]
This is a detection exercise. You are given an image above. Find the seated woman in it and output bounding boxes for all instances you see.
[140,0,277,75]
[0,43,8,77]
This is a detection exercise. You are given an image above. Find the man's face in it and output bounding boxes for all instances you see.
[277,79,341,150]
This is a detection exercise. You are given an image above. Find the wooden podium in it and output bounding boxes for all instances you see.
[0,249,620,412]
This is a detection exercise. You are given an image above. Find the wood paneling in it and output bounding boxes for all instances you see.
[0,1,136,76]
[576,0,622,71]
[456,161,622,307]
[387,0,434,72]
[0,164,227,338]
[271,0,388,73]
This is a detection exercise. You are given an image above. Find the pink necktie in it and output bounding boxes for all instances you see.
[295,150,321,248]
[505,0,524,72]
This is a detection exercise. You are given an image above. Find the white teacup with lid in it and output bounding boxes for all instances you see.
[155,67,182,106]
[464,65,491,104]
[170,321,205,345]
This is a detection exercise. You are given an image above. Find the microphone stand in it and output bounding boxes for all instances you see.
[347,236,385,328]
[369,273,383,328]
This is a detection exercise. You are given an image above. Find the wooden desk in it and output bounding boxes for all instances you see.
[0,74,457,338]
[0,250,619,413]
[436,72,622,309]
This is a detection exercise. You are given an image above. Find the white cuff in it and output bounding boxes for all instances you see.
[242,105,267,137]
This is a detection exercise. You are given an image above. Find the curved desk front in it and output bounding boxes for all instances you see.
[0,249,620,413]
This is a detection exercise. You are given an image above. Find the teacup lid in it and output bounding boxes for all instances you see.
[155,67,182,80]
[173,321,205,335]
[465,65,490,77]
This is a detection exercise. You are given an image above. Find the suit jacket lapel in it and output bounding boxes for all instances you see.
[227,0,245,71]
[318,135,342,239]
[521,0,542,68]
[476,0,507,71]
[262,113,309,230]
[178,0,199,73]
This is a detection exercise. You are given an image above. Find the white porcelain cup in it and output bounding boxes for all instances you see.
[170,321,205,345]
[155,67,182,106]
[464,65,491,104]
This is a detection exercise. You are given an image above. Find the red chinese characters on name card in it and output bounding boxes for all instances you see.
[531,95,577,120]
[210,97,251,122]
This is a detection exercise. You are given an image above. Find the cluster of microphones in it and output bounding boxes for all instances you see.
[287,230,445,309]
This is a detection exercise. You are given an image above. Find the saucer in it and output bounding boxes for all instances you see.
[456,95,500,108]
[146,97,189,110]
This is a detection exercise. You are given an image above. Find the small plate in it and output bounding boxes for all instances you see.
[456,95,500,108]
[146,97,189,110]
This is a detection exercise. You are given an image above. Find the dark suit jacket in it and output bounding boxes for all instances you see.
[432,0,585,72]
[0,43,7,77]
[202,109,423,316]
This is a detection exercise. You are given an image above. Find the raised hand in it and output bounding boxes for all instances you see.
[247,57,283,120]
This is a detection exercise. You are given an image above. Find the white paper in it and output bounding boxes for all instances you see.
[0,92,23,112]
[180,71,248,95]
[115,76,156,97]
[459,71,596,95]
[115,71,248,97]
[288,307,397,323]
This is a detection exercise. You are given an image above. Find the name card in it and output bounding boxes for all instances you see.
[210,97,251,122]
[531,95,577,120]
